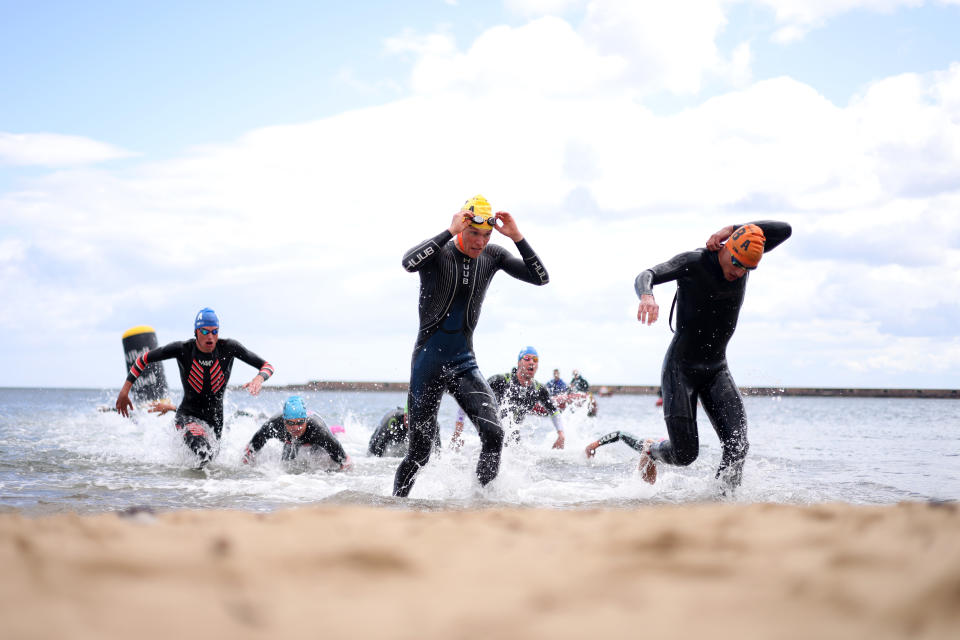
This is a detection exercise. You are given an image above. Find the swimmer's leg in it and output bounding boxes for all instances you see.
[450,369,503,486]
[700,368,749,489]
[649,362,700,467]
[176,415,214,468]
[393,379,444,497]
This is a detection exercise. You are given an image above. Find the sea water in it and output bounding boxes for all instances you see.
[0,387,957,515]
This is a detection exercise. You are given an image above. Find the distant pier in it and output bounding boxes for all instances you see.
[271,380,959,399]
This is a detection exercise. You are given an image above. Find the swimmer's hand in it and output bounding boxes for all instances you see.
[450,421,465,450]
[338,455,353,472]
[584,440,600,458]
[449,210,473,235]
[148,401,177,416]
[707,225,736,251]
[243,375,263,396]
[116,381,134,417]
[494,211,523,242]
[552,432,565,450]
[637,294,659,325]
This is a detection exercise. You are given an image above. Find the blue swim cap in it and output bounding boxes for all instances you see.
[283,396,307,421]
[194,307,219,330]
[517,346,538,360]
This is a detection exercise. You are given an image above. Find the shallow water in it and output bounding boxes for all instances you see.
[0,387,957,515]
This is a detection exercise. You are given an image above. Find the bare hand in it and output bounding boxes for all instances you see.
[148,401,177,416]
[116,392,133,418]
[706,225,736,251]
[637,294,659,325]
[584,440,600,458]
[450,422,465,450]
[338,455,354,472]
[494,211,523,242]
[552,432,565,450]
[243,375,263,396]
[448,211,473,236]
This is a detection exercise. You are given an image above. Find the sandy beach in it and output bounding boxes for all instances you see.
[2,502,958,640]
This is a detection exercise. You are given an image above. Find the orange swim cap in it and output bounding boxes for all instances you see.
[726,224,766,269]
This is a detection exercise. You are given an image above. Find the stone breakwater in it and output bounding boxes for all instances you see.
[268,381,959,399]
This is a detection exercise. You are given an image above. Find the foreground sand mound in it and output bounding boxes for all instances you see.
[2,502,958,639]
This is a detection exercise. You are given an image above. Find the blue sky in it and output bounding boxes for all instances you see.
[2,0,960,390]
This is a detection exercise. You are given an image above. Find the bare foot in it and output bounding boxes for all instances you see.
[638,439,658,484]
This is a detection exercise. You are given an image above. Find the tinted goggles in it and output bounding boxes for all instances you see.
[198,328,219,335]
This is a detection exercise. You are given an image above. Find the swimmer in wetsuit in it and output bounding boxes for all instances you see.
[241,396,351,470]
[368,405,442,457]
[451,346,565,450]
[393,196,550,497]
[634,221,792,488]
[115,308,274,468]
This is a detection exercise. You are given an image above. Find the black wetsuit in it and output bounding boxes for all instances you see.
[634,220,791,487]
[594,431,646,453]
[569,374,590,392]
[394,229,549,496]
[367,408,405,457]
[489,369,561,442]
[243,414,347,465]
[126,338,273,462]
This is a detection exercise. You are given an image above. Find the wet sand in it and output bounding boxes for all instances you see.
[2,502,958,639]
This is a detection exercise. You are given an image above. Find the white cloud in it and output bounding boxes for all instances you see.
[0,132,135,167]
[757,0,926,42]
[3,14,960,389]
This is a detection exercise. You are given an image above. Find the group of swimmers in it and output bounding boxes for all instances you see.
[116,195,791,495]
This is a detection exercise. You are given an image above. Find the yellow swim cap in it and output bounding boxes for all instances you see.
[462,195,495,229]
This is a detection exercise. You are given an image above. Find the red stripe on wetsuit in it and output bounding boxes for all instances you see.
[210,361,226,393]
[188,361,205,393]
[128,352,149,378]
[259,362,274,380]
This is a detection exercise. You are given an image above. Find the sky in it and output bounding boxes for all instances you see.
[2,0,959,391]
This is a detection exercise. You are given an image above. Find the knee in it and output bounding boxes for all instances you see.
[478,424,504,451]
[673,445,699,467]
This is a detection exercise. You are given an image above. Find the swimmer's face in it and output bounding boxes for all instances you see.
[195,327,219,352]
[552,369,561,379]
[719,246,749,281]
[518,354,539,381]
[285,419,307,439]
[460,226,493,259]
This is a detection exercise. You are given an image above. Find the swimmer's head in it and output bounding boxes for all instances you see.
[194,307,220,352]
[462,195,494,229]
[725,224,766,270]
[194,307,219,330]
[517,346,539,380]
[283,396,308,438]
[517,346,538,362]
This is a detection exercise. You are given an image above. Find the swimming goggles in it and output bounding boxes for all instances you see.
[198,328,219,335]
[465,214,497,227]
[730,255,756,271]
[520,355,539,363]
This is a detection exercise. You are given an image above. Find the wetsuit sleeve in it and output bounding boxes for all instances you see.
[226,340,275,381]
[402,230,453,272]
[303,417,348,464]
[745,220,792,253]
[496,239,549,285]
[634,251,699,298]
[596,431,646,453]
[368,411,402,456]
[125,341,185,384]
[248,417,284,453]
[488,374,509,403]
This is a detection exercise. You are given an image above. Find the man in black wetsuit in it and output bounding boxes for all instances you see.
[241,396,351,470]
[450,346,565,449]
[634,221,791,488]
[569,369,590,392]
[115,308,275,468]
[393,195,549,497]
